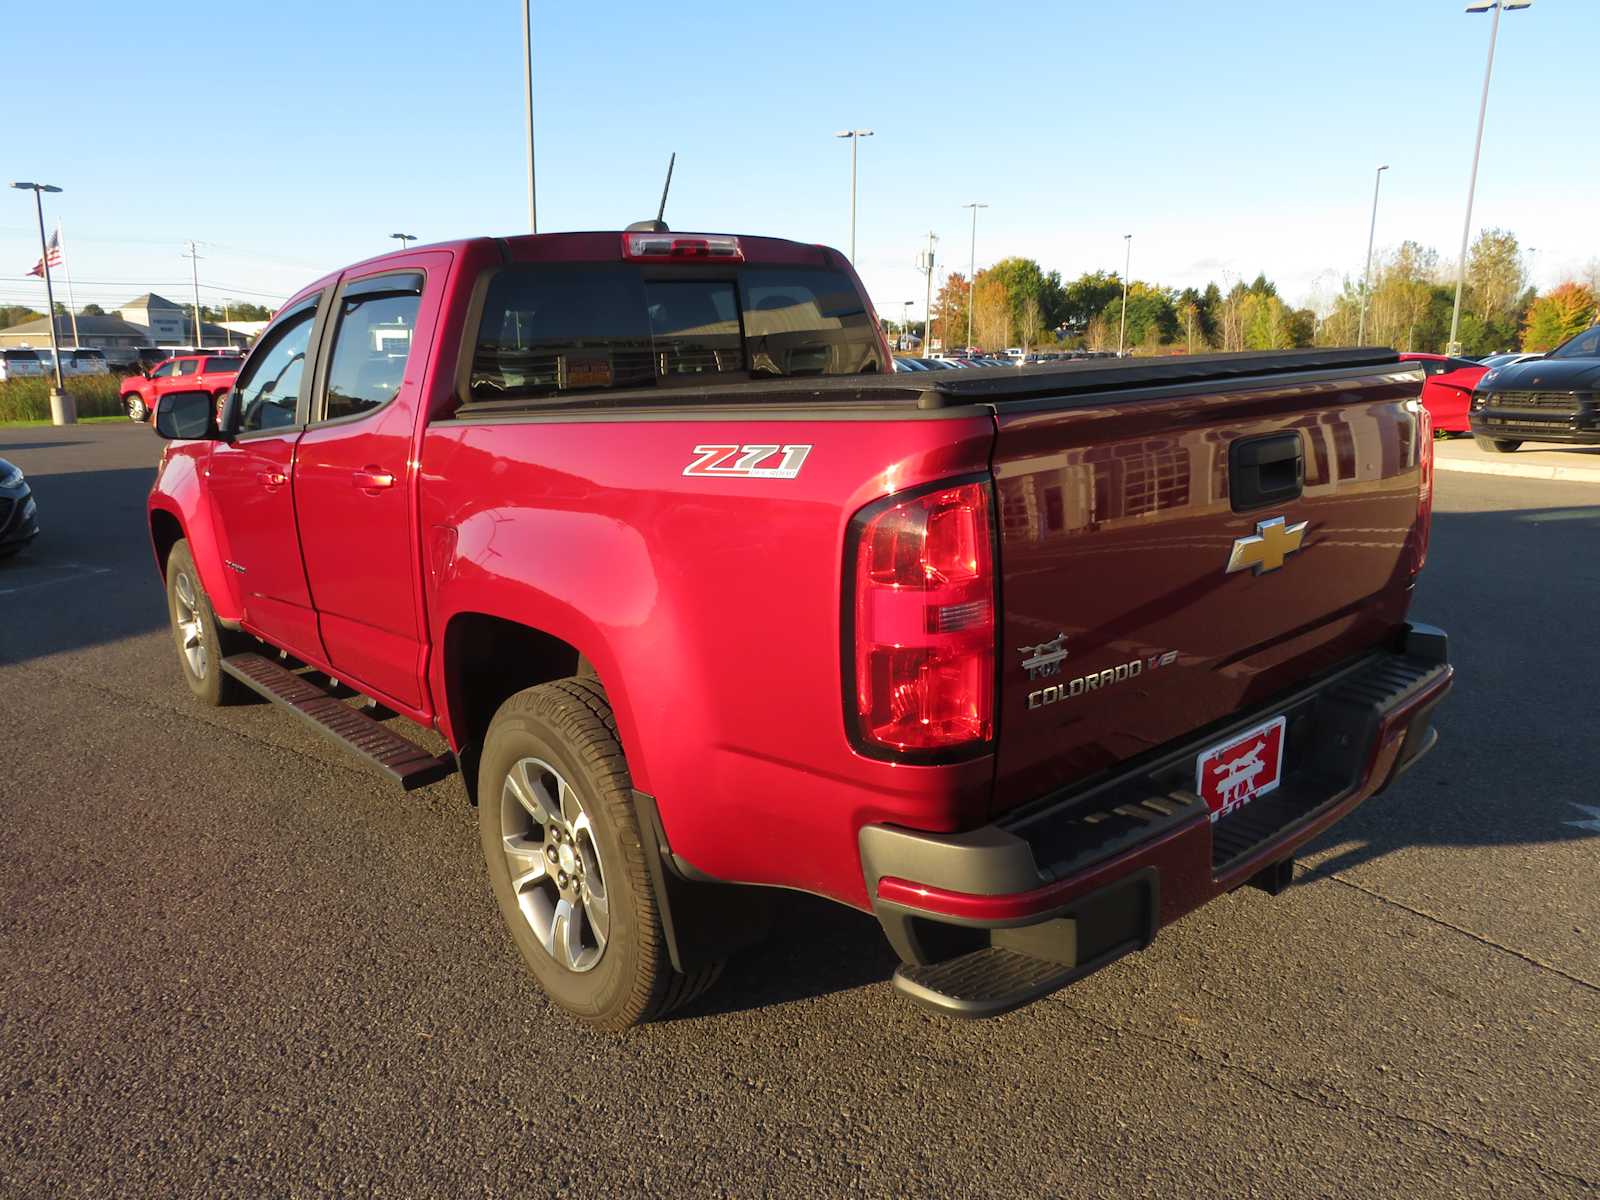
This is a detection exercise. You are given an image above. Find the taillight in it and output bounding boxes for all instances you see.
[621,232,743,262]
[1412,400,1433,577]
[847,479,996,758]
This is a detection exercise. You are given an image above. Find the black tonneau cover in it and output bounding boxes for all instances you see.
[452,348,1405,417]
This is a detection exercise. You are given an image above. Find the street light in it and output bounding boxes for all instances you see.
[962,202,987,351]
[523,0,537,233]
[834,130,873,263]
[1448,0,1532,355]
[918,232,938,354]
[1118,234,1132,356]
[902,300,914,350]
[1358,164,1389,345]
[390,233,417,249]
[10,181,72,424]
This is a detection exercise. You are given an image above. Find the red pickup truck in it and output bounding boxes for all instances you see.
[146,229,1452,1029]
[122,353,243,423]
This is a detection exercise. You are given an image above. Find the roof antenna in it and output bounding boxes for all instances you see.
[625,152,675,233]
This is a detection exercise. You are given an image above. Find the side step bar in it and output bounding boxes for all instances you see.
[220,652,455,791]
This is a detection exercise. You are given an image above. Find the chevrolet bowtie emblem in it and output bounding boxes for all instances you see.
[1226,516,1308,576]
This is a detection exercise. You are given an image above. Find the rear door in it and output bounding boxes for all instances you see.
[292,254,449,710]
[990,366,1426,808]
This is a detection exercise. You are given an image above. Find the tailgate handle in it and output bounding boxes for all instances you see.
[1229,432,1303,512]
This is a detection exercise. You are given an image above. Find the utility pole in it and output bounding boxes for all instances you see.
[919,231,938,353]
[184,241,205,347]
[11,181,72,423]
[1448,0,1531,355]
[223,303,233,348]
[1358,164,1389,345]
[523,0,537,233]
[962,203,987,351]
[58,221,81,349]
[1118,234,1132,356]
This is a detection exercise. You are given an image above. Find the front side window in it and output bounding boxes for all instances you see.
[321,274,423,422]
[150,360,176,379]
[174,358,200,377]
[234,304,318,433]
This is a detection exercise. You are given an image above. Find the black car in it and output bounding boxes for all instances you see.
[1469,325,1600,452]
[0,457,40,558]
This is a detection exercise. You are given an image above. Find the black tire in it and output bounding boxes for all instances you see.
[478,677,721,1029]
[1473,434,1522,453]
[165,539,246,705]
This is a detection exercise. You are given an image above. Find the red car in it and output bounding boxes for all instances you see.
[1398,352,1487,434]
[121,353,243,423]
[143,231,1449,1029]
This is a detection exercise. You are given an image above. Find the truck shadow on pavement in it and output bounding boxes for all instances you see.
[0,463,165,668]
[1299,500,1600,876]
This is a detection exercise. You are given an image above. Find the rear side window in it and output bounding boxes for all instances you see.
[469,262,883,402]
[204,357,241,374]
[320,273,423,422]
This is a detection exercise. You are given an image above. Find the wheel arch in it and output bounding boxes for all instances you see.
[438,611,608,802]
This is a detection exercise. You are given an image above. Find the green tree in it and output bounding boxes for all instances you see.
[1522,282,1599,351]
[80,302,105,316]
[0,305,43,331]
[1102,282,1178,348]
[1061,271,1123,331]
[1466,228,1524,327]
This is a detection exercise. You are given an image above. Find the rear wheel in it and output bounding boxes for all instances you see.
[165,539,246,705]
[478,678,721,1029]
[126,393,147,422]
[1473,434,1522,453]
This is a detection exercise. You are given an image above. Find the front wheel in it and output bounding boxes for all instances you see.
[478,678,721,1029]
[126,394,148,422]
[1473,434,1522,453]
[165,539,245,705]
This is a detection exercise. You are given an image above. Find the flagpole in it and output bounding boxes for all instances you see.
[58,221,81,349]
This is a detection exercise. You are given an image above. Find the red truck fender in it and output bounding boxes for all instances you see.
[147,447,243,624]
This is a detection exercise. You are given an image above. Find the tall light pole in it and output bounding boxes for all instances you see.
[901,300,914,349]
[834,130,873,263]
[1118,234,1132,356]
[11,181,72,423]
[919,231,938,353]
[390,232,417,249]
[1448,0,1531,355]
[962,202,987,351]
[184,241,205,348]
[1358,164,1389,345]
[523,0,537,234]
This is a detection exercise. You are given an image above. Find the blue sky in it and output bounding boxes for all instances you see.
[2,0,1593,324]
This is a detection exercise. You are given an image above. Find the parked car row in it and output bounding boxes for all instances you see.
[0,347,109,380]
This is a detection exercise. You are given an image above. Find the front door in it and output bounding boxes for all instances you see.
[205,295,326,660]
[293,256,448,709]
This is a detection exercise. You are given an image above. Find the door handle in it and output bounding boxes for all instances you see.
[257,471,288,488]
[352,467,395,491]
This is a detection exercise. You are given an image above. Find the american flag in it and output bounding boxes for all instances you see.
[27,231,62,278]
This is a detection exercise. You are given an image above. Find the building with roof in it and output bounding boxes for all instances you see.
[116,293,235,347]
[0,313,151,351]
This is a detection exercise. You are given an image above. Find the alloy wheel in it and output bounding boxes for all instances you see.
[499,756,611,973]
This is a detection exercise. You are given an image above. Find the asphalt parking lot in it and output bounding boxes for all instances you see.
[2,423,1596,1199]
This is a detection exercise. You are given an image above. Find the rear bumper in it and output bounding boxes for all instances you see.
[859,622,1452,1017]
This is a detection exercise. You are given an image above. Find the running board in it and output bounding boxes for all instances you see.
[220,652,456,791]
[893,948,1080,1019]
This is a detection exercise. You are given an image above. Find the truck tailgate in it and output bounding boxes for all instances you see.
[990,361,1426,810]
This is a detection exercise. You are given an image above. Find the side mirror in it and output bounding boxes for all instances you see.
[154,390,220,440]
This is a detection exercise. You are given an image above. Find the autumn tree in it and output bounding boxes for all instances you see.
[930,273,970,352]
[0,305,43,331]
[1466,228,1525,327]
[972,276,1011,350]
[1522,282,1599,351]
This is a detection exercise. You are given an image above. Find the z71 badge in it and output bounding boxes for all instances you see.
[684,444,811,479]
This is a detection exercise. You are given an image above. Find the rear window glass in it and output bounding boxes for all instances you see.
[468,262,883,402]
[3,350,39,361]
[204,357,242,373]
